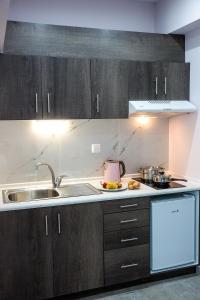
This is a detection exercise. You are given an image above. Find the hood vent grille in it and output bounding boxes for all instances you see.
[147,100,171,104]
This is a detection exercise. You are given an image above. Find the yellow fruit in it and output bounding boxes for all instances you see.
[128,184,134,190]
[128,180,140,190]
[106,182,118,189]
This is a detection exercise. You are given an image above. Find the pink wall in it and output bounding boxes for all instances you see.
[169,28,200,180]
[8,0,156,32]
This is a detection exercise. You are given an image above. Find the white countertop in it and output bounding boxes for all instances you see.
[0,176,200,212]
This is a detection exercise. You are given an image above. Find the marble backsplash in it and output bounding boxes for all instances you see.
[0,118,169,184]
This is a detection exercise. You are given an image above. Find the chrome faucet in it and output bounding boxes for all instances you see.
[36,162,67,188]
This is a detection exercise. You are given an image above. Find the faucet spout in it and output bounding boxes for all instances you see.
[36,162,57,188]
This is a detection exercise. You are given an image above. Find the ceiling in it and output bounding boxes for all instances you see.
[135,0,158,2]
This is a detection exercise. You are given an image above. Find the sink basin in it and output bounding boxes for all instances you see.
[3,188,60,203]
[2,183,101,204]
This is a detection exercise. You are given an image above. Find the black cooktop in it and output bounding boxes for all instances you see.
[133,178,186,190]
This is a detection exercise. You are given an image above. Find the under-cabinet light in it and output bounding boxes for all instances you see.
[32,120,70,136]
[136,116,150,126]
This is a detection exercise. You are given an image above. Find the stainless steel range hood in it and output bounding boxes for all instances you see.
[129,100,197,118]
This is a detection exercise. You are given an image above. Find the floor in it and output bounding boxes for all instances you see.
[79,272,200,300]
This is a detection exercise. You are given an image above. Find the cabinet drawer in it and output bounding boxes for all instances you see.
[103,197,149,214]
[104,209,149,232]
[104,244,150,286]
[104,226,149,250]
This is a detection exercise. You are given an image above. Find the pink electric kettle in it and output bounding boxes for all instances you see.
[103,160,126,182]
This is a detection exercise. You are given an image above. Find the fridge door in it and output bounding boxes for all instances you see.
[151,194,196,272]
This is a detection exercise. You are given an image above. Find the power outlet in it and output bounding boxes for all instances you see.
[91,144,101,154]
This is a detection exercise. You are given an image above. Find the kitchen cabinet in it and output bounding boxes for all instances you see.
[129,62,190,101]
[52,203,103,296]
[162,62,190,100]
[0,208,53,300]
[91,59,129,118]
[0,54,91,120]
[0,54,190,120]
[41,57,91,119]
[0,202,103,299]
[103,197,150,286]
[0,54,42,120]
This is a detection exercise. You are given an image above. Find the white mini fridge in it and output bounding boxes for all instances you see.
[151,193,199,273]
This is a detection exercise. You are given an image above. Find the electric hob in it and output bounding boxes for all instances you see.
[133,178,186,190]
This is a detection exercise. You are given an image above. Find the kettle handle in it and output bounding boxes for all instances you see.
[119,161,126,177]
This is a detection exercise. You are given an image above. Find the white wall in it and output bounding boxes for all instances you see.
[156,0,200,33]
[8,0,156,32]
[169,27,200,180]
[0,0,10,51]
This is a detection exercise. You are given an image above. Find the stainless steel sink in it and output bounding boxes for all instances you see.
[3,188,60,203]
[2,183,101,204]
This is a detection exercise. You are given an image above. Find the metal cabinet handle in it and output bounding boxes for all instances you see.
[47,93,51,113]
[57,213,61,235]
[96,94,100,113]
[120,218,138,224]
[45,215,48,236]
[121,237,138,243]
[155,76,158,96]
[35,93,38,113]
[121,263,139,269]
[120,203,138,209]
[164,77,167,95]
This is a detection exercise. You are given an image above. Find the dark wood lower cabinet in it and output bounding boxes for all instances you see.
[0,208,53,300]
[104,244,150,286]
[103,198,150,288]
[0,203,103,300]
[52,203,104,297]
[0,199,150,300]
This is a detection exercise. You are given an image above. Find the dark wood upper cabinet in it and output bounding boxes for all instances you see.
[52,203,104,297]
[0,54,190,120]
[0,54,42,120]
[0,55,92,120]
[50,57,92,119]
[0,208,53,300]
[162,62,190,100]
[91,59,129,118]
[28,56,92,119]
[128,61,152,100]
[128,61,190,101]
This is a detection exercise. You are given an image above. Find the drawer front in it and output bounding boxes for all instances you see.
[103,197,149,214]
[104,226,149,250]
[104,244,150,286]
[104,209,149,232]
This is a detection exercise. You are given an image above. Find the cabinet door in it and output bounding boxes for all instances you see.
[41,57,92,119]
[0,54,42,120]
[162,63,190,100]
[0,208,53,300]
[128,62,163,100]
[91,59,129,118]
[128,61,152,100]
[52,203,104,297]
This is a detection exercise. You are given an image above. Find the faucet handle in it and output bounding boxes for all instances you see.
[56,175,68,188]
